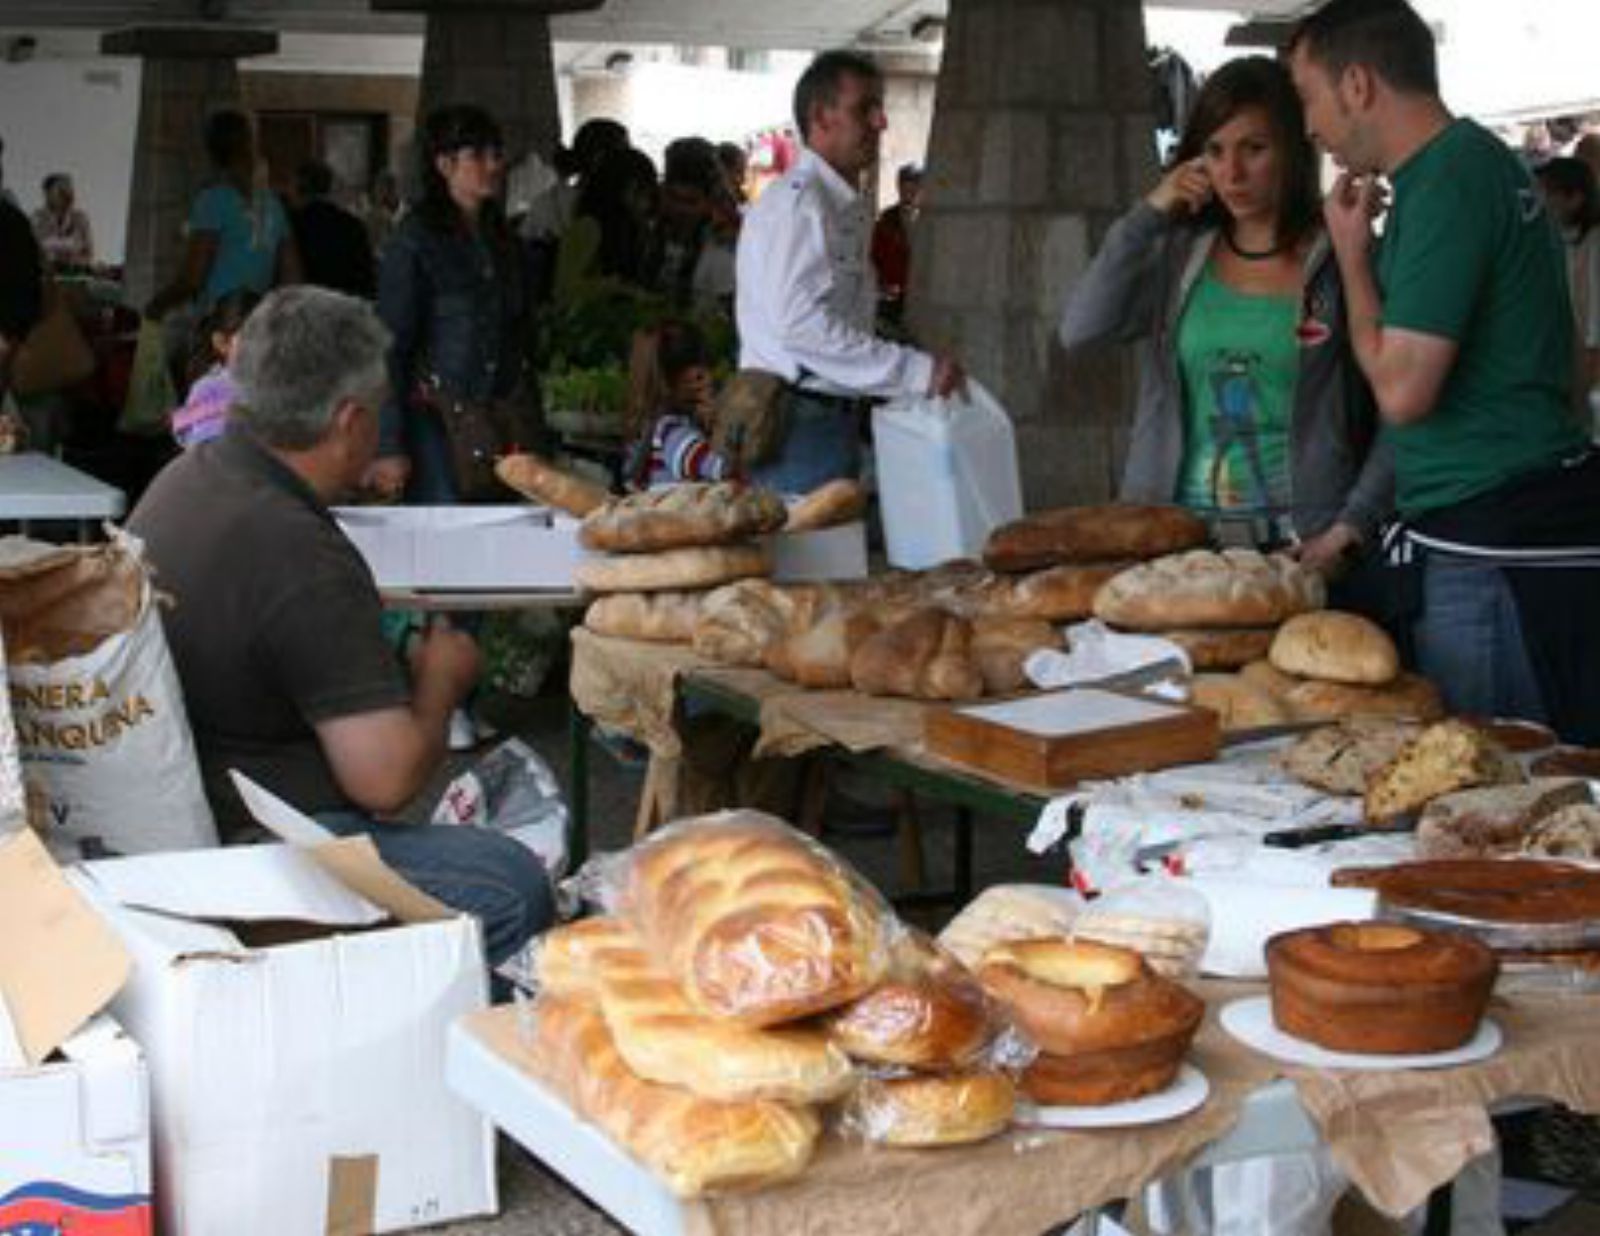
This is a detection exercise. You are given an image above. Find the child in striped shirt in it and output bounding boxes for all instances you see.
[624,319,732,487]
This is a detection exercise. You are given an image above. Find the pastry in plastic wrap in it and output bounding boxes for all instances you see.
[845,1070,1016,1147]
[826,931,998,1070]
[978,939,1204,1107]
[527,994,819,1196]
[937,884,1083,970]
[533,916,638,999]
[612,811,892,1027]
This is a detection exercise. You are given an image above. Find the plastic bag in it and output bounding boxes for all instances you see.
[840,1069,1018,1148]
[582,809,896,1027]
[1071,875,1213,980]
[872,379,1022,569]
[432,737,570,878]
[119,318,177,436]
[937,883,1085,969]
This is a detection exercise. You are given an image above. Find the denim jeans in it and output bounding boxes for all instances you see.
[313,810,552,966]
[749,391,862,495]
[1413,553,1548,723]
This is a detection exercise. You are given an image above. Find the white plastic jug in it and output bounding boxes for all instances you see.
[872,380,1023,569]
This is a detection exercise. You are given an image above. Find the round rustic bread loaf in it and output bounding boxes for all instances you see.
[576,544,771,593]
[1270,611,1399,685]
[974,562,1129,622]
[982,503,1208,573]
[1166,626,1278,671]
[581,482,788,553]
[584,591,703,642]
[1189,672,1292,732]
[1284,672,1444,724]
[1094,549,1325,630]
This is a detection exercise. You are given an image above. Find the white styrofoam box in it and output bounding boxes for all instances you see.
[768,520,868,583]
[0,1014,152,1234]
[73,844,496,1236]
[335,505,588,591]
[872,382,1022,569]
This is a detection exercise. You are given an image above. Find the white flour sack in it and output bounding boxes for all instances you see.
[0,531,217,859]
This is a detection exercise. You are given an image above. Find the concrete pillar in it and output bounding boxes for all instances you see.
[909,0,1156,508]
[102,26,278,310]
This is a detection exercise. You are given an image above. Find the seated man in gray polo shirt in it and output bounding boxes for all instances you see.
[128,285,550,968]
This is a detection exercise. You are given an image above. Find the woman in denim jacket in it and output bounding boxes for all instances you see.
[370,105,531,503]
[1059,57,1391,581]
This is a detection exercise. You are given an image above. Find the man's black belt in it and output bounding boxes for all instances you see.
[785,383,870,412]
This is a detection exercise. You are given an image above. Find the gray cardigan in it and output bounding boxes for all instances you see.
[1059,201,1393,541]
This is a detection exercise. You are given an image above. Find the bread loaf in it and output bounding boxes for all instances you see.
[692,579,811,666]
[974,563,1128,622]
[983,504,1208,573]
[535,917,639,999]
[1364,720,1526,825]
[581,482,788,553]
[849,1071,1016,1147]
[587,925,856,1103]
[1270,611,1399,685]
[766,603,884,689]
[526,996,819,1196]
[1523,804,1600,859]
[1094,549,1324,630]
[826,932,997,1069]
[495,452,611,516]
[1284,672,1444,724]
[576,543,771,594]
[969,616,1063,695]
[1416,778,1594,859]
[1281,717,1424,796]
[849,607,986,701]
[584,591,703,643]
[1188,673,1292,732]
[1165,627,1277,671]
[785,479,866,531]
[1239,657,1302,701]
[620,811,891,1027]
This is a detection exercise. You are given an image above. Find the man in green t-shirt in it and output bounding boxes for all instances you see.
[1288,0,1600,740]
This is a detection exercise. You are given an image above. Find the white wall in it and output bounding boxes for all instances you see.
[0,53,141,264]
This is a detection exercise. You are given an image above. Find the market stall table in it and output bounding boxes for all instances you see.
[0,451,125,538]
[451,981,1600,1236]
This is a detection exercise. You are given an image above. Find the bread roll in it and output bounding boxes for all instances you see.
[620,811,890,1027]
[849,607,986,701]
[526,996,819,1196]
[1188,673,1292,732]
[1283,672,1445,724]
[1270,611,1399,685]
[826,931,997,1069]
[495,451,611,516]
[588,927,856,1103]
[969,616,1063,695]
[1165,627,1277,671]
[576,543,771,594]
[983,504,1208,573]
[850,1071,1016,1147]
[1364,719,1525,825]
[581,482,788,553]
[1094,549,1324,630]
[785,479,866,531]
[584,591,703,642]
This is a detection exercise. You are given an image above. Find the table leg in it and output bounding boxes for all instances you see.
[954,806,974,903]
[567,702,591,871]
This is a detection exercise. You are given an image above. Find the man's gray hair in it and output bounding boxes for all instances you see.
[230,286,390,450]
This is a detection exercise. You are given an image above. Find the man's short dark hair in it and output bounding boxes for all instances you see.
[1290,0,1439,97]
[793,50,881,140]
[296,159,335,201]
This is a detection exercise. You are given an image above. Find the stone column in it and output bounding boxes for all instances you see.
[373,0,604,168]
[102,26,278,310]
[908,0,1156,507]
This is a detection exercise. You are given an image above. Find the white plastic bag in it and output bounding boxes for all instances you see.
[872,379,1022,569]
[432,737,570,878]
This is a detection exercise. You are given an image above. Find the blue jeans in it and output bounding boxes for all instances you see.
[1413,554,1548,723]
[750,391,862,495]
[403,404,459,504]
[314,810,552,966]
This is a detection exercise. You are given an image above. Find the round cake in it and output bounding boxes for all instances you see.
[1265,922,1497,1054]
[978,939,1204,1106]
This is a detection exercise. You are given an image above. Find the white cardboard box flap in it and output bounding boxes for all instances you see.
[76,845,389,929]
[0,828,130,1067]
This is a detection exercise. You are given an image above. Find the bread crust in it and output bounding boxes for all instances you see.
[581,482,788,553]
[1188,673,1292,732]
[983,503,1208,573]
[576,543,771,594]
[1094,549,1324,630]
[849,607,986,701]
[1166,626,1277,671]
[975,562,1128,622]
[851,1071,1016,1146]
[584,591,703,642]
[1269,611,1399,685]
[826,932,997,1069]
[496,451,611,515]
[785,479,866,531]
[1284,672,1445,724]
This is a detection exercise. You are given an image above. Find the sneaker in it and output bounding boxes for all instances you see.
[447,708,478,752]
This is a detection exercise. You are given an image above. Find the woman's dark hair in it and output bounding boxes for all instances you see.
[625,318,709,442]
[204,110,254,170]
[414,103,508,234]
[186,288,262,384]
[576,146,659,284]
[1171,56,1322,251]
[1534,157,1600,242]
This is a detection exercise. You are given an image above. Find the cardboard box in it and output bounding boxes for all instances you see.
[70,779,497,1236]
[335,505,588,591]
[0,826,151,1235]
[768,520,868,583]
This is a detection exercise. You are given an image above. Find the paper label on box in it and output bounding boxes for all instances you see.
[958,688,1185,737]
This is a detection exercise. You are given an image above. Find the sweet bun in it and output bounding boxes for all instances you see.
[826,932,997,1069]
[1269,611,1399,685]
[850,1070,1016,1147]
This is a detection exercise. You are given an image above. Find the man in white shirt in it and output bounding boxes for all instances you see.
[736,50,964,494]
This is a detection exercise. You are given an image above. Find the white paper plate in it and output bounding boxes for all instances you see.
[1014,1063,1209,1129]
[1219,995,1501,1070]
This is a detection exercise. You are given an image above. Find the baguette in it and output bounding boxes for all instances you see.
[983,503,1208,573]
[495,451,611,516]
[785,479,866,531]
